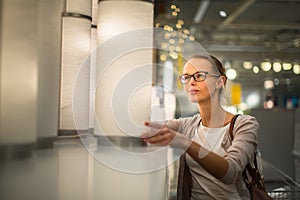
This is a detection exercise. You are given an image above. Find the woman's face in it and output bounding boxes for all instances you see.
[182,58,220,104]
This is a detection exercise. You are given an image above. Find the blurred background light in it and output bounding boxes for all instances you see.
[253,66,259,73]
[261,61,272,71]
[226,68,237,80]
[273,62,282,72]
[246,92,260,109]
[264,80,274,90]
[283,63,292,70]
[219,10,227,18]
[293,64,300,74]
[243,61,253,69]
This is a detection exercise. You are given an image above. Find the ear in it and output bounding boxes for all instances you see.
[215,76,226,89]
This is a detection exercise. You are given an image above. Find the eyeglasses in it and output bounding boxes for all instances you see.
[179,71,220,84]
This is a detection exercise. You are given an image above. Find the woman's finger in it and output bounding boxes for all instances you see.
[144,131,172,144]
[140,130,158,139]
[144,121,165,130]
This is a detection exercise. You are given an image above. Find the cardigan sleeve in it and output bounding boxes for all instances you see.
[220,115,259,184]
[166,114,200,137]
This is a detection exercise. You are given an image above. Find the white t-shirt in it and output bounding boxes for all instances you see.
[186,123,242,200]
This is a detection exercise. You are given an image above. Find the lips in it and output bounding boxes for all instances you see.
[189,89,199,95]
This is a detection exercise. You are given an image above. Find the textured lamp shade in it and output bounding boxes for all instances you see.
[95,1,154,137]
[66,0,92,17]
[37,0,63,139]
[0,0,38,145]
[60,17,91,130]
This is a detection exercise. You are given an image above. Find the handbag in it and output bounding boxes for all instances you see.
[229,115,273,200]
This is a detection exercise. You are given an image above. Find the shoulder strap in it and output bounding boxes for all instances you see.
[229,114,258,167]
[229,114,240,142]
[230,115,263,188]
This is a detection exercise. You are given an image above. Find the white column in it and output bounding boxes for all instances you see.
[0,0,38,149]
[36,0,63,144]
[95,0,154,137]
[93,2,168,200]
[60,0,92,132]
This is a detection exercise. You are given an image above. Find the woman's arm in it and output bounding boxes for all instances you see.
[142,115,259,183]
[186,141,229,179]
[142,124,228,179]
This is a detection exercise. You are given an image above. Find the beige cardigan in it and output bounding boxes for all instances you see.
[167,114,259,200]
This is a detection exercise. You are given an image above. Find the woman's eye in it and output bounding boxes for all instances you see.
[183,75,190,80]
[195,73,204,79]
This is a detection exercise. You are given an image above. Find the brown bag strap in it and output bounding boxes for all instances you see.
[229,115,265,190]
[229,114,240,143]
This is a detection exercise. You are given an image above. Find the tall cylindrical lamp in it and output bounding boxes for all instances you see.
[0,0,38,158]
[95,0,154,137]
[59,0,92,134]
[93,1,168,200]
[36,0,63,148]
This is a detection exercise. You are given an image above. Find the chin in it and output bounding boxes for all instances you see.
[188,96,199,103]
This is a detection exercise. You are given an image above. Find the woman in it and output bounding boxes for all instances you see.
[142,55,259,200]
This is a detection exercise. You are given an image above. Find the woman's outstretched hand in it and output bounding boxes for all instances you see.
[141,121,192,149]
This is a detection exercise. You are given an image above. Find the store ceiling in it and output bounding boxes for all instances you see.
[154,0,300,86]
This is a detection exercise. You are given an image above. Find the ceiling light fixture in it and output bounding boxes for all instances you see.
[253,66,259,73]
[273,62,282,72]
[283,63,292,70]
[243,61,252,69]
[261,61,272,71]
[219,10,227,18]
[293,64,300,74]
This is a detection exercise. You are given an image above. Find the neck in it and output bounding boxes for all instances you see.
[198,100,227,128]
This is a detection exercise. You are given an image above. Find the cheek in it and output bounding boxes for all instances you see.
[184,85,189,94]
[198,81,210,91]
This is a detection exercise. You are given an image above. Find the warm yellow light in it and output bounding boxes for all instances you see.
[283,63,292,70]
[175,8,180,12]
[160,54,167,61]
[172,11,178,16]
[177,20,184,25]
[226,68,237,80]
[161,42,168,50]
[189,36,195,41]
[178,38,185,44]
[243,61,252,69]
[171,5,176,9]
[253,66,259,73]
[293,64,300,74]
[261,62,272,71]
[169,39,175,44]
[183,29,190,35]
[169,51,178,59]
[176,24,182,29]
[168,45,175,51]
[273,62,282,72]
[175,46,181,52]
[164,34,170,39]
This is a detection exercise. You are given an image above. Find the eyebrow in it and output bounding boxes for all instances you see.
[182,71,208,75]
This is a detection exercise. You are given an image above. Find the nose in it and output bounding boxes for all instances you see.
[188,76,197,86]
